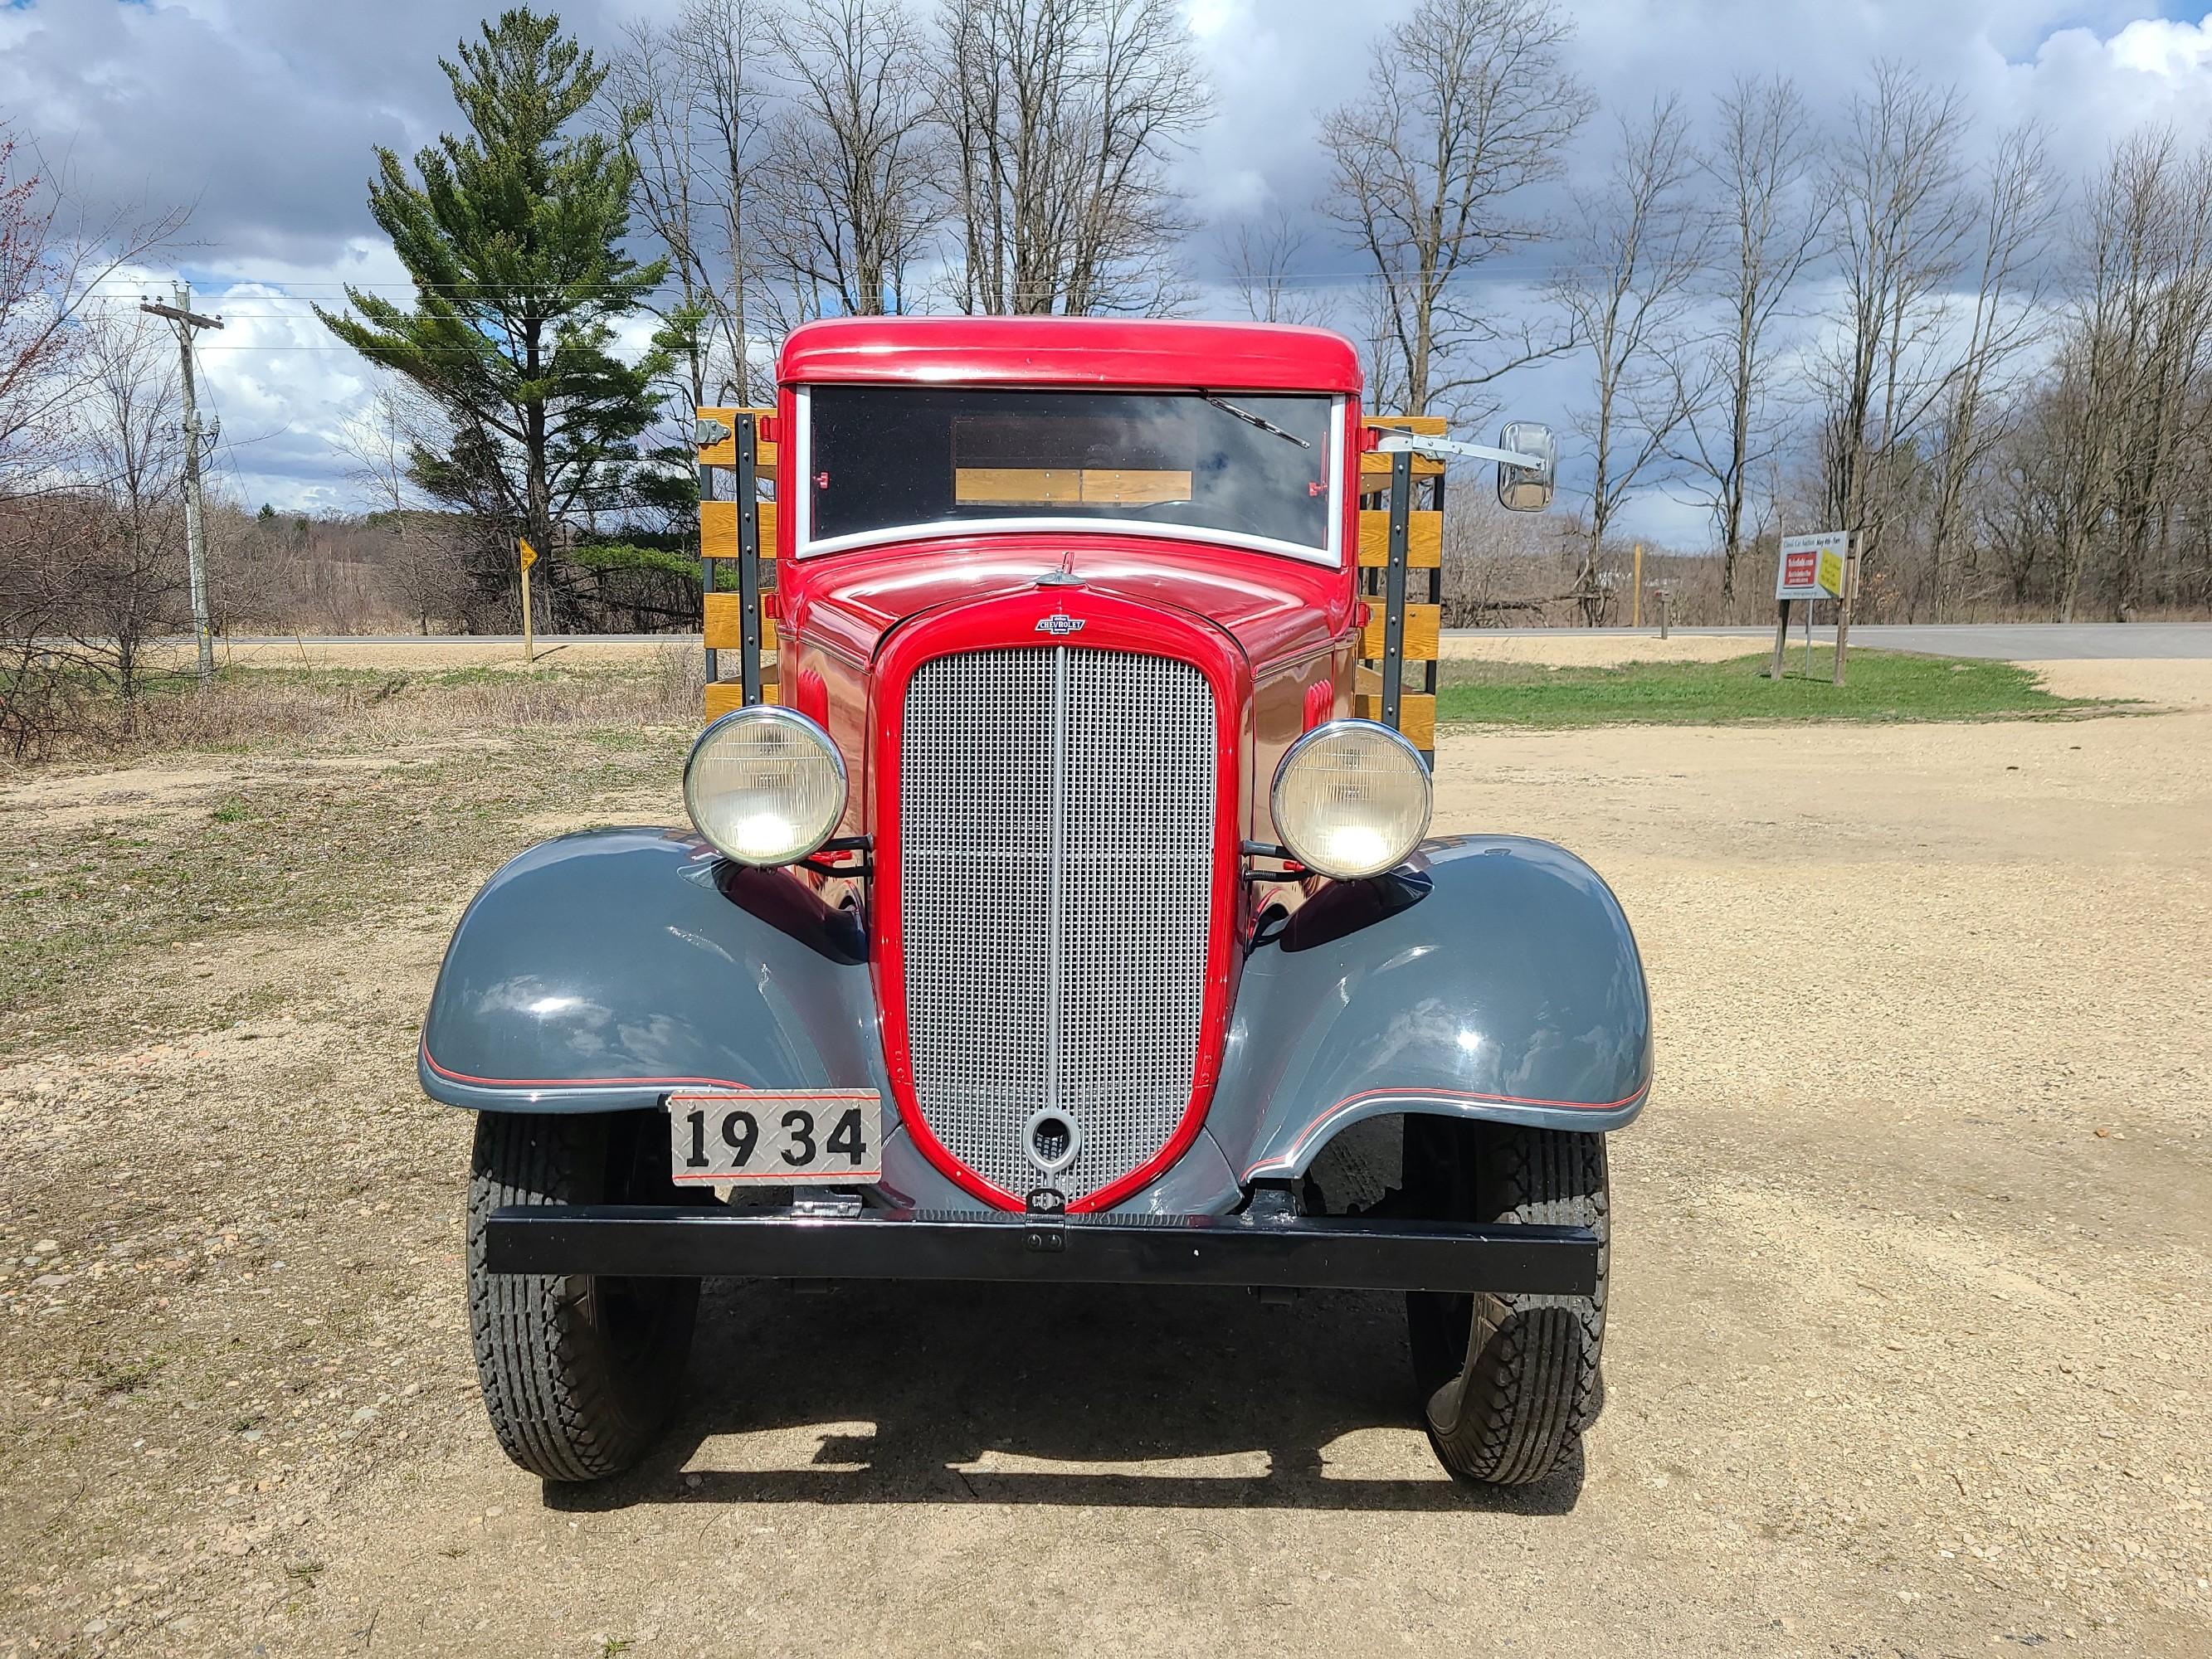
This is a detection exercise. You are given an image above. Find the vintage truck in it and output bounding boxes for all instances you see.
[419,316,1650,1489]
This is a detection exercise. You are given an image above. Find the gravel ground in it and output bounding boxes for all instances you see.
[0,659,2205,1657]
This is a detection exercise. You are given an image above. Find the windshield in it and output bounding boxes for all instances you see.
[799,386,1339,558]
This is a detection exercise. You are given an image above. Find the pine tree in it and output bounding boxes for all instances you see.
[318,8,670,623]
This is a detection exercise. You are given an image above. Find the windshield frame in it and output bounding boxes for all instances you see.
[789,385,1347,567]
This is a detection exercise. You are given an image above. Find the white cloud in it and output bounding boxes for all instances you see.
[17,1,2212,523]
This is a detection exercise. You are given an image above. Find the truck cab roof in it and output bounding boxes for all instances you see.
[777,315,1363,396]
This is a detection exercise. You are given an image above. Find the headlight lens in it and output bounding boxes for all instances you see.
[1270,719,1432,879]
[683,706,848,867]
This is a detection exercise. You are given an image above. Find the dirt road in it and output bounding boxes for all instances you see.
[1,662,2207,1657]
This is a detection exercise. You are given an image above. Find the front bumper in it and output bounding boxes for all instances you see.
[485,1204,1601,1295]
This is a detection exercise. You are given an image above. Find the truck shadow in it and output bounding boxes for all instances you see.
[544,1277,1586,1515]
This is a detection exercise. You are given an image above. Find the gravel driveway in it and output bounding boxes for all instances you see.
[1,659,2206,1657]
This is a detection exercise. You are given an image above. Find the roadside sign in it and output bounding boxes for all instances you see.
[519,537,538,571]
[1776,531,1847,601]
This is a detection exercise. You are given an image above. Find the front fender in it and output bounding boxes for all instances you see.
[1212,834,1652,1185]
[418,828,889,1113]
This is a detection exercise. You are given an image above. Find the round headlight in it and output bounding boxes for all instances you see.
[1269,719,1432,879]
[683,706,848,867]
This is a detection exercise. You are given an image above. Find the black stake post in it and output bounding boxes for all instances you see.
[1381,448,1412,733]
[735,413,763,706]
[699,456,718,686]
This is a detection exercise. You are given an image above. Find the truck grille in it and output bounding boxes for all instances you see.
[899,647,1217,1204]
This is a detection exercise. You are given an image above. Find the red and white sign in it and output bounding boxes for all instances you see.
[1776,531,1849,601]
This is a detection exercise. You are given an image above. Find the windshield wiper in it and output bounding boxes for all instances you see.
[1201,393,1313,449]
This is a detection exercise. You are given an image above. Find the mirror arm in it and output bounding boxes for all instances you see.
[1375,433,1547,469]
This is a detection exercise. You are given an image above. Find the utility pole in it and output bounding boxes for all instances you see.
[140,284,223,686]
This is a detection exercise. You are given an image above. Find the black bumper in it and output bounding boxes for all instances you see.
[485,1204,1601,1296]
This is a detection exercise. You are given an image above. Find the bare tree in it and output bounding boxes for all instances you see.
[0,128,190,494]
[1319,0,1590,416]
[1922,120,2059,616]
[758,0,943,321]
[1222,205,1329,326]
[2106,139,2212,618]
[62,307,190,705]
[607,0,768,409]
[1675,75,1830,603]
[1552,96,1707,619]
[1818,63,1974,590]
[934,0,1210,316]
[2030,135,2206,620]
[334,383,470,634]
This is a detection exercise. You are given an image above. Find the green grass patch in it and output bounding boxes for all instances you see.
[1435,650,2119,729]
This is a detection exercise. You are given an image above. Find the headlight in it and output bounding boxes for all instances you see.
[1269,719,1431,879]
[683,706,848,867]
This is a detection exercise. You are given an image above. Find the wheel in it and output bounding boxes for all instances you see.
[1405,1120,1608,1486]
[466,1110,699,1482]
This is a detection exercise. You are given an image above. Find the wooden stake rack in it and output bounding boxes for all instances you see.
[695,406,779,721]
[1357,416,1445,760]
[694,404,1447,762]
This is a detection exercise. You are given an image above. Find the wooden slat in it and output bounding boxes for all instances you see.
[704,679,780,722]
[1365,414,1447,435]
[703,591,777,653]
[1359,450,1445,481]
[700,498,779,558]
[1081,468,1191,505]
[1355,508,1442,568]
[1355,691,1435,750]
[696,406,778,469]
[955,466,1081,505]
[1360,602,1440,662]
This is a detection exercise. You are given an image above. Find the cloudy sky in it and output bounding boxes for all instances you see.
[7,0,2212,539]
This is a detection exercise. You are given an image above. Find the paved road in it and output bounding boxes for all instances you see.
[1443,622,2212,659]
[227,623,2212,661]
[203,624,2194,664]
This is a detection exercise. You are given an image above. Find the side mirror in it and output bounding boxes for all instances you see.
[1496,421,1556,513]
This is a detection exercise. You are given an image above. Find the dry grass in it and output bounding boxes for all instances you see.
[3,646,707,771]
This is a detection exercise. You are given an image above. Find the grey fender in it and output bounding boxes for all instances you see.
[1211,834,1652,1185]
[417,827,1240,1214]
[419,826,889,1106]
[418,830,990,1206]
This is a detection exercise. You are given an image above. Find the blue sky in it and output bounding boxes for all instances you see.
[7,1,2212,545]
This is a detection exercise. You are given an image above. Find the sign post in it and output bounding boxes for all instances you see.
[1832,538,1856,687]
[1769,530,1849,680]
[518,537,538,664]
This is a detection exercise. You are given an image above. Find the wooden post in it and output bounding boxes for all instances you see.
[518,538,537,664]
[735,412,763,706]
[699,463,718,685]
[1631,542,1644,628]
[1768,599,1790,679]
[1657,586,1669,640]
[1832,538,1856,687]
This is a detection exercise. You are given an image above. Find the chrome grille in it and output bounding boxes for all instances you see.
[899,647,1217,1202]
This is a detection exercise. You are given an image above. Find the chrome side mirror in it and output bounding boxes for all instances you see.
[1496,421,1556,513]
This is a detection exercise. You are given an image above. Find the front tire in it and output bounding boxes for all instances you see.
[466,1111,699,1482]
[1406,1121,1608,1486]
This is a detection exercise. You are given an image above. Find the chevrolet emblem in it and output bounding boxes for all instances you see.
[1035,613,1086,636]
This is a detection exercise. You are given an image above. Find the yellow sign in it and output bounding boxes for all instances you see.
[1816,547,1844,597]
[519,537,538,572]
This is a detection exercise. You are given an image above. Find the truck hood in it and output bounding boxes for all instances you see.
[785,535,1356,670]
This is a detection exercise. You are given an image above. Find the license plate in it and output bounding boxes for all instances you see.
[668,1090,883,1185]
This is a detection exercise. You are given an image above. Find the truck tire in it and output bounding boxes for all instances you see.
[466,1110,698,1482]
[1405,1120,1608,1486]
